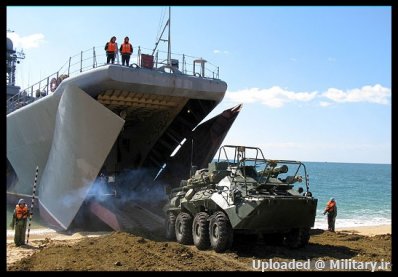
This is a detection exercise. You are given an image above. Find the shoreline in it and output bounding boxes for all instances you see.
[6,224,391,244]
[6,229,111,243]
[335,224,391,236]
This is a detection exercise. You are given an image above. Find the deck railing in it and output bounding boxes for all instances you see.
[7,46,221,114]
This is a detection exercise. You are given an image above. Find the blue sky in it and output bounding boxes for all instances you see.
[6,6,391,164]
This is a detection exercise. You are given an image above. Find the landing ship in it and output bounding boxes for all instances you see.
[6,14,241,231]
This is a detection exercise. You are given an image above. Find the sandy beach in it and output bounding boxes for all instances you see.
[336,224,391,236]
[6,224,391,271]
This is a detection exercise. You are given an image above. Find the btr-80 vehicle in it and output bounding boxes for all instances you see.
[164,145,317,252]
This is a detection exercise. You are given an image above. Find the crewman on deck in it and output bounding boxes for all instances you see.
[10,198,30,246]
[323,197,337,232]
[105,36,117,64]
[120,36,133,66]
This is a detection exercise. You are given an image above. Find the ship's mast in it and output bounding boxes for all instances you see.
[167,6,171,66]
[152,7,172,66]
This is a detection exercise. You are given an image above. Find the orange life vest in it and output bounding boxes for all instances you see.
[15,204,28,219]
[107,42,116,53]
[121,43,132,54]
[325,201,336,213]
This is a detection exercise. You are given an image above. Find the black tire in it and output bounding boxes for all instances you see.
[192,212,210,250]
[285,227,310,248]
[175,212,193,245]
[165,213,176,240]
[209,211,232,253]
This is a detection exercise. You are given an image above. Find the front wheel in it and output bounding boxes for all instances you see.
[209,211,232,253]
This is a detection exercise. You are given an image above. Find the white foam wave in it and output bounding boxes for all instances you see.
[314,216,391,229]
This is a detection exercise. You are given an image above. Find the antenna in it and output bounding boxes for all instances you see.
[191,137,195,166]
[190,138,197,178]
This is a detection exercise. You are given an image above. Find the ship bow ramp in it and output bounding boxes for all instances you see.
[7,83,124,230]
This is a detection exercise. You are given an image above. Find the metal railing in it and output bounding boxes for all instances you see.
[6,45,221,114]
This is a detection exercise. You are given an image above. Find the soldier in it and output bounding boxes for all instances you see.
[323,197,337,232]
[10,198,30,246]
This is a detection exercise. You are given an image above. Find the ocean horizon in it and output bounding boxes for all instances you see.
[305,161,390,165]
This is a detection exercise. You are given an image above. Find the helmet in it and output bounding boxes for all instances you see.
[330,197,335,202]
[18,198,26,205]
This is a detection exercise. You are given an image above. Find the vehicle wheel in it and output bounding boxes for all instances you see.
[209,211,232,253]
[175,212,193,245]
[285,227,310,248]
[192,212,210,250]
[165,213,176,240]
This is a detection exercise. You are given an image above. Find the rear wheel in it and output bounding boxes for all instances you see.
[165,213,176,240]
[192,212,210,250]
[209,211,232,253]
[175,212,193,245]
[285,227,310,248]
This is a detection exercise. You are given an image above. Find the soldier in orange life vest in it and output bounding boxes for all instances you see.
[120,36,133,66]
[323,197,337,232]
[10,199,30,246]
[105,36,117,64]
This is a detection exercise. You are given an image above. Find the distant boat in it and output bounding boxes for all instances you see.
[6,9,242,231]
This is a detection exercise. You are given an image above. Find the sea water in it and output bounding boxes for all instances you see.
[305,162,391,229]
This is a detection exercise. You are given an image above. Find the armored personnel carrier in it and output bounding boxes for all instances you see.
[164,145,317,252]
